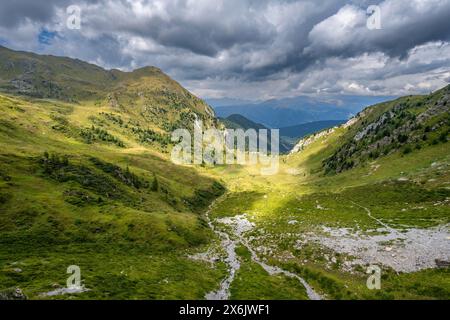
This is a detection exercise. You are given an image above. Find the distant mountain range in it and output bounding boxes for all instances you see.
[220,115,346,153]
[279,120,346,139]
[219,114,291,153]
[219,114,267,131]
[211,95,394,128]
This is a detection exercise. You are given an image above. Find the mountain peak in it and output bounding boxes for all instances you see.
[0,45,216,136]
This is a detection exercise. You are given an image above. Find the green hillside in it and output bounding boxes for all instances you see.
[0,45,216,136]
[0,48,226,299]
[323,86,450,173]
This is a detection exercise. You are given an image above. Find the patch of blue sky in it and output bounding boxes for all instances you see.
[38,29,58,45]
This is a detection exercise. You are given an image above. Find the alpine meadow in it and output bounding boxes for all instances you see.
[0,0,449,306]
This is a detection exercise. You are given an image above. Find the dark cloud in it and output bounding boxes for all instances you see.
[305,2,450,59]
[0,0,449,99]
[0,0,73,27]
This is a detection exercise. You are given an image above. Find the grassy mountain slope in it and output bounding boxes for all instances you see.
[0,45,216,137]
[322,86,450,174]
[0,48,227,299]
[0,45,115,101]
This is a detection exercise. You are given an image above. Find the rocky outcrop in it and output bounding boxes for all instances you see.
[290,127,337,154]
[0,288,27,300]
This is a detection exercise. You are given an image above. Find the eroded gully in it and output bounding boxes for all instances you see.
[204,195,322,300]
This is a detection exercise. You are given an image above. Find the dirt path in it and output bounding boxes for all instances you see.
[350,201,405,237]
[351,200,433,250]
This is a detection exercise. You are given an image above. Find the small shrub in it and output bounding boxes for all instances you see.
[151,174,159,192]
[439,132,448,143]
[403,146,412,155]
[398,134,408,143]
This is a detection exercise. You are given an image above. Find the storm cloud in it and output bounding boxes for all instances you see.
[0,0,449,100]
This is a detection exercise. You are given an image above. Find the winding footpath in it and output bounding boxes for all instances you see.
[350,201,402,235]
[350,200,433,251]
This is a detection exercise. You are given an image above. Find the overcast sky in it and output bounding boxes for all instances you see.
[0,0,449,100]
